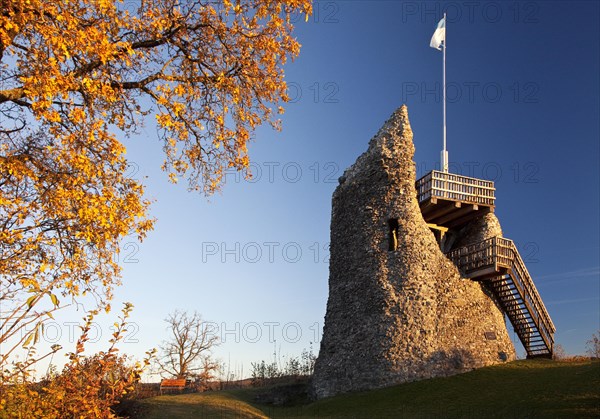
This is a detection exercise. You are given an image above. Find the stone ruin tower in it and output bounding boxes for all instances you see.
[312,105,555,399]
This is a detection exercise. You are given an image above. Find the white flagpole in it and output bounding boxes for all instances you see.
[441,12,448,173]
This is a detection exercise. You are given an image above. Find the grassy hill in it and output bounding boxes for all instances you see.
[135,359,599,418]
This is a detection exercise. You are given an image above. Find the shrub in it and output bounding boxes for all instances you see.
[0,303,154,418]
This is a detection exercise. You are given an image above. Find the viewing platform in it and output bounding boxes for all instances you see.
[416,170,495,228]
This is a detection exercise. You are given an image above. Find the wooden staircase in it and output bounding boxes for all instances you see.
[416,170,555,358]
[445,237,555,358]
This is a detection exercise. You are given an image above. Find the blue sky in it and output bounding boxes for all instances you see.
[35,1,599,378]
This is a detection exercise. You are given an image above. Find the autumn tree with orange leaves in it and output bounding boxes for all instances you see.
[0,0,312,374]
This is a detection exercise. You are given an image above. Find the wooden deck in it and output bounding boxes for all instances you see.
[444,237,513,279]
[446,237,555,358]
[416,171,495,228]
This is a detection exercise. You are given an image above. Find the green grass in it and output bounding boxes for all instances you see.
[137,359,600,418]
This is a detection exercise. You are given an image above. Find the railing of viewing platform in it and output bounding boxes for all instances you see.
[445,236,512,273]
[416,170,496,206]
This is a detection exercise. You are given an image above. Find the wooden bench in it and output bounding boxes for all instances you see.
[160,378,187,394]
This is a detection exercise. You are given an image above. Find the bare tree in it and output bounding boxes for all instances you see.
[586,330,600,358]
[157,311,219,381]
[552,344,567,360]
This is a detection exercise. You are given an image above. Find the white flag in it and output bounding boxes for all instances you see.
[430,17,446,50]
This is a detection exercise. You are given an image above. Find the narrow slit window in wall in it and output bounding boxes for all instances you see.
[388,219,399,251]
